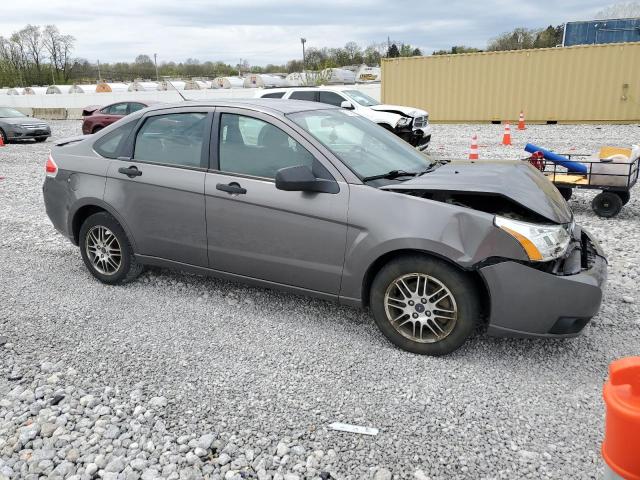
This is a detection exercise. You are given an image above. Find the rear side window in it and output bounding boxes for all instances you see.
[261,92,285,99]
[102,103,128,115]
[290,91,317,101]
[133,113,207,168]
[128,102,146,113]
[318,91,345,107]
[93,121,136,158]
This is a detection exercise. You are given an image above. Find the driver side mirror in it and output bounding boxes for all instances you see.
[340,100,354,110]
[275,165,339,194]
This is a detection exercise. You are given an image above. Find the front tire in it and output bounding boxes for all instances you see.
[369,255,480,355]
[79,212,142,284]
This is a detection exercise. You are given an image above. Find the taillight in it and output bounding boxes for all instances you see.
[45,154,58,177]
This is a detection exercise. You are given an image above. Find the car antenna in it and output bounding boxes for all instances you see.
[165,79,189,101]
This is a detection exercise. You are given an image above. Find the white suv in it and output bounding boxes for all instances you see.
[258,86,432,150]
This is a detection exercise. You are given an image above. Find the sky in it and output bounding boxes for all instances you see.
[1,0,612,66]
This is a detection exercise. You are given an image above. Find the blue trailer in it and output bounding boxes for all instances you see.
[563,18,640,46]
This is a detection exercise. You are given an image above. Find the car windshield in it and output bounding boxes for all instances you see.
[343,90,380,107]
[289,108,432,180]
[0,107,26,118]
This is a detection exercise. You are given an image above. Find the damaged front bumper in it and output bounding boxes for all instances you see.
[480,228,607,338]
[396,125,433,151]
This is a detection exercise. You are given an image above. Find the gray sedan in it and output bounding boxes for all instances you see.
[42,100,606,355]
[0,107,51,143]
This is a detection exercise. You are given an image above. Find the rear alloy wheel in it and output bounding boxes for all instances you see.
[79,212,142,284]
[370,255,479,355]
[592,191,623,218]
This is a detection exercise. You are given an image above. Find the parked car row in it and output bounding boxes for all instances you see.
[43,99,606,356]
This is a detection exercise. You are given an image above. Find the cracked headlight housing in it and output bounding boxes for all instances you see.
[495,216,572,262]
[396,117,411,128]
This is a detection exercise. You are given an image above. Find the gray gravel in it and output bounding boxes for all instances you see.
[1,121,639,480]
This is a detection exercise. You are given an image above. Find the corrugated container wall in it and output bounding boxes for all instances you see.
[381,42,640,123]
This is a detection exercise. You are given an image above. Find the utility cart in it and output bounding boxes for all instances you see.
[526,151,639,218]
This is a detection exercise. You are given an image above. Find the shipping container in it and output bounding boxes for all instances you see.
[564,18,640,46]
[381,42,640,123]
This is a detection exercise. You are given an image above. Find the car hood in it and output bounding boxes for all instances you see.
[380,160,572,224]
[82,105,102,116]
[1,116,48,126]
[370,104,428,118]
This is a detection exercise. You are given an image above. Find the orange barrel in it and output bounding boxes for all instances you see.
[602,356,640,479]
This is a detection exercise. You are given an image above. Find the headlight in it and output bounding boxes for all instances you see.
[495,216,571,262]
[396,117,411,127]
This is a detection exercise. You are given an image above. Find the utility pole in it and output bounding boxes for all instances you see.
[97,59,101,82]
[154,53,159,82]
[300,38,307,71]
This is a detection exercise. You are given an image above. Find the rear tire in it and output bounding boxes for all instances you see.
[79,212,142,284]
[369,255,480,356]
[592,191,623,218]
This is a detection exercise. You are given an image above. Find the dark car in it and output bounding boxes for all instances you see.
[43,100,607,356]
[0,107,51,143]
[81,101,155,135]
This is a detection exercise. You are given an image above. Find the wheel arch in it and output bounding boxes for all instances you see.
[69,200,137,251]
[360,248,490,327]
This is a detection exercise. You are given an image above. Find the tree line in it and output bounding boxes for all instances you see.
[1,23,563,87]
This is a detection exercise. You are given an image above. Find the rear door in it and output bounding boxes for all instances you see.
[103,107,212,267]
[204,108,349,295]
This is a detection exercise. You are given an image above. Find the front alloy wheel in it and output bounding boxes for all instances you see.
[384,273,457,343]
[370,255,479,355]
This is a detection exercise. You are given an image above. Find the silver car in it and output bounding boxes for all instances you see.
[43,100,607,355]
[0,107,51,143]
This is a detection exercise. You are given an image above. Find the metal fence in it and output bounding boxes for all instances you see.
[381,42,640,123]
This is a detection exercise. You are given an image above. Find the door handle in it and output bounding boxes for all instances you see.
[216,182,246,195]
[118,166,142,178]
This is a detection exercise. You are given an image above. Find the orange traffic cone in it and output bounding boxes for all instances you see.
[0,135,5,147]
[602,356,640,479]
[469,134,479,160]
[502,122,512,146]
[518,111,526,130]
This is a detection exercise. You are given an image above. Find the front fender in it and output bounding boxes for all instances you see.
[339,186,527,303]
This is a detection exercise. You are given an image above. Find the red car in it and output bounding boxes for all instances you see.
[81,101,156,134]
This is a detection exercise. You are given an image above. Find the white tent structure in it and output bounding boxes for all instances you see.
[160,80,188,91]
[6,88,25,95]
[128,81,160,91]
[95,83,129,93]
[285,72,310,86]
[194,80,213,89]
[321,68,356,84]
[24,86,49,95]
[213,77,244,89]
[46,85,72,94]
[355,65,381,83]
[243,74,288,89]
[69,84,98,93]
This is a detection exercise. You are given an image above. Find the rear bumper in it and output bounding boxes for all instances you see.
[480,229,607,338]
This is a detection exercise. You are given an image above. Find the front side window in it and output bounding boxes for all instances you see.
[134,112,206,168]
[289,109,432,179]
[343,90,380,107]
[103,103,128,115]
[318,91,345,107]
[290,90,317,102]
[218,113,328,180]
[93,120,137,158]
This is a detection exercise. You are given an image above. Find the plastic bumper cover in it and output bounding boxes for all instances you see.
[480,228,607,338]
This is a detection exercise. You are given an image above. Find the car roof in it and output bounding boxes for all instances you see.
[143,98,338,115]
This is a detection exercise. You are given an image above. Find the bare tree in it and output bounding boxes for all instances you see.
[595,1,640,19]
[43,25,75,82]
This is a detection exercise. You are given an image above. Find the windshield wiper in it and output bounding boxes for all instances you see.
[362,170,420,182]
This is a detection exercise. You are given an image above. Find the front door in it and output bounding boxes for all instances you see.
[104,109,211,267]
[205,109,349,295]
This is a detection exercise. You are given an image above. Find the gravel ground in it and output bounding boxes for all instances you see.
[1,120,639,480]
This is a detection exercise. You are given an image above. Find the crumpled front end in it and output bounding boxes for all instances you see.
[480,226,607,338]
